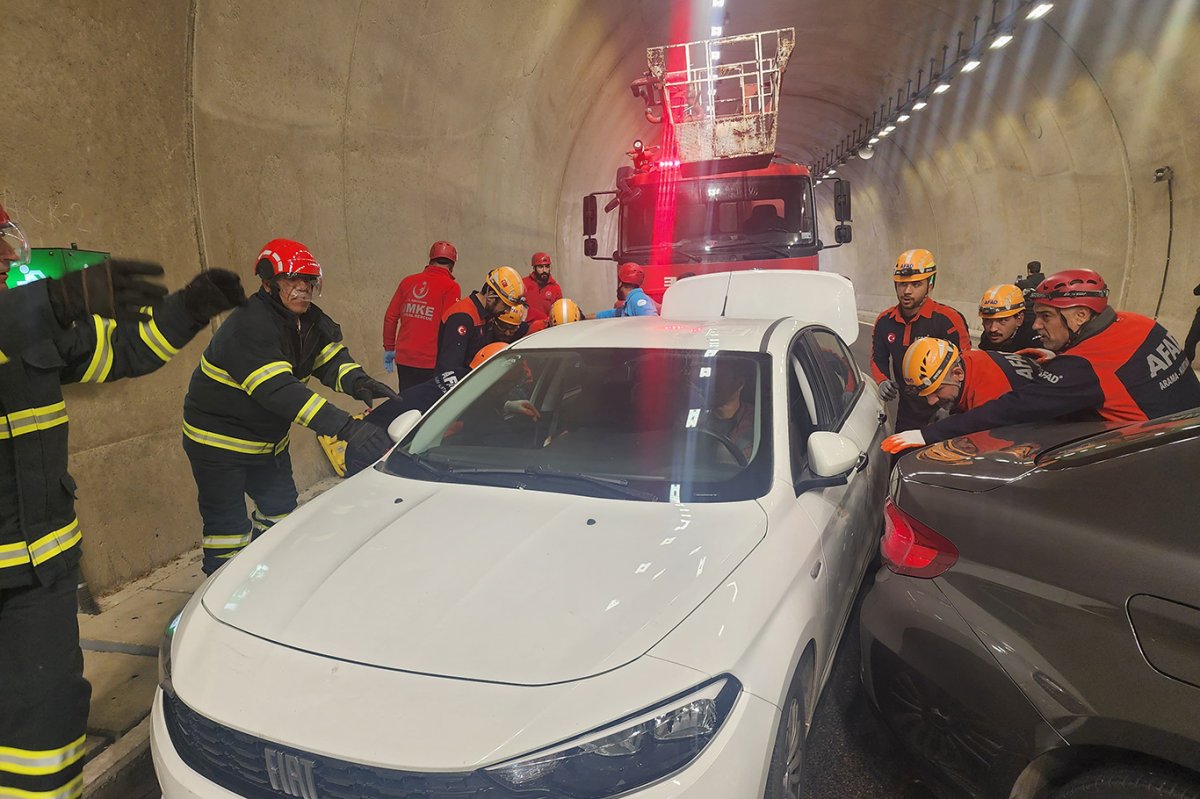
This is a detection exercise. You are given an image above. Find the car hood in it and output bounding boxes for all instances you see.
[202,471,767,686]
[899,420,1113,492]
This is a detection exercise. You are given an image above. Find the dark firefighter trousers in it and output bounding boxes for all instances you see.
[0,565,89,799]
[183,438,299,576]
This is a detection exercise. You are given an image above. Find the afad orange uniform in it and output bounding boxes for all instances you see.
[956,349,1040,411]
[872,298,971,429]
[924,309,1200,442]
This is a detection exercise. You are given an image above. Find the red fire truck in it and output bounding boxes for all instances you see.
[583,28,853,303]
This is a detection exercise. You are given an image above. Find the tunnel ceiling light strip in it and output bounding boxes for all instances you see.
[712,0,725,6]
[809,0,1063,180]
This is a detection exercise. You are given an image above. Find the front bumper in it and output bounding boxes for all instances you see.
[152,684,781,799]
[859,567,1061,798]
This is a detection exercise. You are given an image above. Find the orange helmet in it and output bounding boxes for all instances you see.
[485,266,525,307]
[496,303,528,327]
[893,249,936,283]
[549,298,583,326]
[531,252,552,267]
[470,341,509,369]
[978,284,1025,319]
[902,337,960,396]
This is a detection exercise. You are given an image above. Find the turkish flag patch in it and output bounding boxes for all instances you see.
[457,325,468,336]
[887,332,897,344]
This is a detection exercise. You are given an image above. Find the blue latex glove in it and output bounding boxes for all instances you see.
[383,350,395,373]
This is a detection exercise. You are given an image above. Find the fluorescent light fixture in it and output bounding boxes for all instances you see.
[912,100,928,110]
[712,0,725,6]
[879,128,892,137]
[933,81,951,94]
[1027,3,1053,19]
[711,48,721,60]
[961,58,982,72]
[869,136,880,144]
[814,179,822,185]
[711,25,723,36]
[898,113,911,122]
[990,33,1013,49]
[827,169,837,176]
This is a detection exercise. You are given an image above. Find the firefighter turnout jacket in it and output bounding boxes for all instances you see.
[435,294,490,389]
[872,299,971,428]
[183,289,369,455]
[1,285,204,589]
[522,273,562,321]
[924,308,1200,442]
[383,264,460,369]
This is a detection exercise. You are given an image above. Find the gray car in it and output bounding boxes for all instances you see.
[860,408,1200,798]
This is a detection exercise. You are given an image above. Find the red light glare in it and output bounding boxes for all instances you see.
[881,499,959,578]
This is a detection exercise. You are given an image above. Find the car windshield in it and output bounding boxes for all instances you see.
[383,348,772,502]
[620,174,815,264]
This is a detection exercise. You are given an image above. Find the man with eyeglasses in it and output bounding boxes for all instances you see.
[182,238,397,574]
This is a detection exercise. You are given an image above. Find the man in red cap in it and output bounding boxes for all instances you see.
[884,268,1200,452]
[383,240,462,390]
[522,251,562,322]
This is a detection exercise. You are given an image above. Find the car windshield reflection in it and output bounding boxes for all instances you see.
[383,348,773,502]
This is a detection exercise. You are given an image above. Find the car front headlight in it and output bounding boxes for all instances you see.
[158,611,181,694]
[485,676,740,798]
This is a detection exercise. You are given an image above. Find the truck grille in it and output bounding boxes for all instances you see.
[163,691,511,799]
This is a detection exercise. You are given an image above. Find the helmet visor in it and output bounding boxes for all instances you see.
[0,220,31,270]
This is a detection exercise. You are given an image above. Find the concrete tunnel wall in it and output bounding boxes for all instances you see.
[4,0,1199,593]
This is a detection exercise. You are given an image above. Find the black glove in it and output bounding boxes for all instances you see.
[350,376,400,407]
[50,258,168,325]
[339,417,396,476]
[878,379,899,402]
[183,268,247,324]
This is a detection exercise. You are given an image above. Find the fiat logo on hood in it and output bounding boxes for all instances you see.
[264,747,319,799]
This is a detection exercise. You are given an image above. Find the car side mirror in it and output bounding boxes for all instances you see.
[834,224,852,244]
[809,431,861,477]
[583,195,598,237]
[584,238,598,257]
[387,409,422,444]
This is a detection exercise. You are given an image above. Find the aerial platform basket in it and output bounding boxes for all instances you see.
[645,27,795,168]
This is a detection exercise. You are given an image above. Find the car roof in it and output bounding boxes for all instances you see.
[513,316,788,354]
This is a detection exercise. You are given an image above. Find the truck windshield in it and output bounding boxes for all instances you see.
[620,173,815,263]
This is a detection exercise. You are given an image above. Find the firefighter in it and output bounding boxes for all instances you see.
[899,337,1038,414]
[595,263,658,318]
[522,252,562,322]
[978,284,1041,352]
[382,240,461,391]
[486,302,529,344]
[434,266,525,394]
[183,238,395,575]
[527,297,585,334]
[883,268,1200,452]
[0,203,246,799]
[870,249,972,432]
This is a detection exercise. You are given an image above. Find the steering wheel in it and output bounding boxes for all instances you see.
[691,428,749,467]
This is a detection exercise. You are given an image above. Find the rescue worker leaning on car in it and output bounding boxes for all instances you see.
[434,265,525,393]
[0,201,246,799]
[900,337,1039,414]
[182,238,395,575]
[884,268,1200,453]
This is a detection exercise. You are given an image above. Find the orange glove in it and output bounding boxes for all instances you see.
[881,430,926,454]
[1015,347,1056,364]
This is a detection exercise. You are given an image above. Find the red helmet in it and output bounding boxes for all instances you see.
[429,241,457,264]
[617,262,645,287]
[0,202,31,269]
[531,252,552,267]
[256,239,322,279]
[0,202,10,227]
[1031,269,1109,313]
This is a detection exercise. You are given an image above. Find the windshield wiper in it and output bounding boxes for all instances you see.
[624,244,702,263]
[437,465,658,501]
[699,240,795,259]
[389,449,445,479]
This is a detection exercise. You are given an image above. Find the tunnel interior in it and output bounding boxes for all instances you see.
[4,0,1198,590]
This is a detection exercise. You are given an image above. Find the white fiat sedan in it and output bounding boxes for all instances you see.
[152,271,889,799]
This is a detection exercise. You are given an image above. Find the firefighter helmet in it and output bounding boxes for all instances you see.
[429,241,457,264]
[617,262,645,287]
[470,341,509,369]
[549,298,583,326]
[255,239,322,279]
[902,337,960,396]
[531,252,552,267]
[978,284,1025,318]
[496,303,528,326]
[893,249,937,283]
[1030,269,1109,313]
[0,202,31,269]
[484,266,525,307]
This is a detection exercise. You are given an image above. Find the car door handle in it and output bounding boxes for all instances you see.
[854,452,869,473]
[877,411,888,426]
[810,560,822,580]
